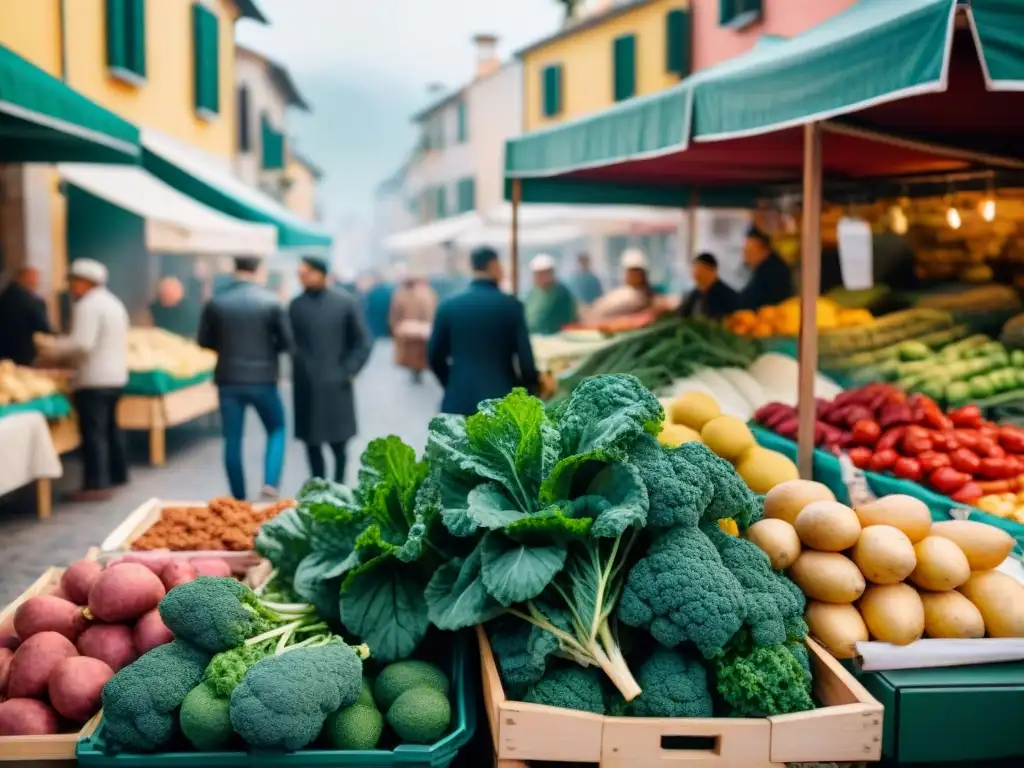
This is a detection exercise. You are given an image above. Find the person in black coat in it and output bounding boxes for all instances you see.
[428,247,539,416]
[0,267,52,365]
[737,225,794,311]
[679,252,738,321]
[289,256,372,483]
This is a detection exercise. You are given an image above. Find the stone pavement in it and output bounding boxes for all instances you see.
[0,341,442,605]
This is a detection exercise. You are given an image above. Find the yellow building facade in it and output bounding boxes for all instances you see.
[0,0,256,311]
[285,154,322,223]
[520,0,692,131]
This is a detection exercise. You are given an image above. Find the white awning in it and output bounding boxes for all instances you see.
[383,211,482,252]
[59,164,278,256]
[455,222,585,249]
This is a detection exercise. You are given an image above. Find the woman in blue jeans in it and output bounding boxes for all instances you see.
[198,256,292,500]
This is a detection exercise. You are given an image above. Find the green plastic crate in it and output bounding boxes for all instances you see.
[76,632,477,768]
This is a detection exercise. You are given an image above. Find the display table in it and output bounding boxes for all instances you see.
[117,378,219,466]
[0,411,63,519]
[0,392,71,421]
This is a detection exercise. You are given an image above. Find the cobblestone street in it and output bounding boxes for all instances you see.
[0,341,441,604]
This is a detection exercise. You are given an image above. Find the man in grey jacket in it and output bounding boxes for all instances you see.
[38,259,130,501]
[198,256,292,500]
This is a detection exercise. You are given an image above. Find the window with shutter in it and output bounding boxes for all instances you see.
[665,9,692,77]
[457,178,476,213]
[719,0,763,29]
[106,0,146,82]
[237,86,251,152]
[261,115,284,170]
[457,101,468,143]
[436,187,448,219]
[613,35,636,102]
[542,64,563,118]
[192,2,220,117]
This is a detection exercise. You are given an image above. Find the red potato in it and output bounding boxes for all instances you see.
[160,561,197,591]
[133,609,174,654]
[0,635,19,651]
[61,560,103,606]
[108,554,171,575]
[7,632,77,699]
[87,563,166,623]
[191,558,232,578]
[13,595,89,642]
[0,648,12,696]
[48,656,113,722]
[0,699,59,736]
[76,624,137,671]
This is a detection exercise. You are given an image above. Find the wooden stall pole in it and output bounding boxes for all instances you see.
[36,478,52,520]
[797,122,823,479]
[510,179,521,297]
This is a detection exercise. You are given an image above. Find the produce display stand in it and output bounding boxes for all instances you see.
[75,631,478,768]
[98,497,266,573]
[116,379,218,467]
[477,626,882,767]
[0,563,101,764]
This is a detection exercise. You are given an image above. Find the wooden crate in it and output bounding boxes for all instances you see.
[0,567,101,764]
[116,380,219,467]
[98,498,267,574]
[478,626,883,768]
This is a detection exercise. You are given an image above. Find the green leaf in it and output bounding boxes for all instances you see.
[503,506,592,545]
[254,505,314,580]
[340,556,430,663]
[468,484,526,529]
[480,531,567,606]
[358,436,429,533]
[557,374,665,455]
[539,452,649,537]
[429,390,559,515]
[425,549,504,630]
[290,517,364,619]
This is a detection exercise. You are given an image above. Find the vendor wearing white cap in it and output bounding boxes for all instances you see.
[36,258,130,502]
[524,253,578,336]
[586,247,656,322]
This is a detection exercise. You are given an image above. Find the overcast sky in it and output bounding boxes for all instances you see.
[236,0,563,223]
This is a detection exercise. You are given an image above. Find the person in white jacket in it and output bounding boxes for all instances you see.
[37,259,130,501]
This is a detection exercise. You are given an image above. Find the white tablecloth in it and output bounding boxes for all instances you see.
[0,411,63,496]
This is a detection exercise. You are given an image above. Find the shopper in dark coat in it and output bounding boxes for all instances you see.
[289,256,372,483]
[679,252,739,321]
[0,267,52,366]
[737,225,794,311]
[428,247,539,416]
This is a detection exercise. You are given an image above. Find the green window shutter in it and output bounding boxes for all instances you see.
[106,0,128,70]
[541,64,562,118]
[127,0,146,77]
[436,187,448,218]
[457,178,476,213]
[720,0,762,27]
[457,101,468,143]
[192,2,220,116]
[613,35,636,102]
[261,115,284,169]
[666,9,692,77]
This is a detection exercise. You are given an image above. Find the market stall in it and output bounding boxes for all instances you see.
[0,411,62,520]
[117,328,219,466]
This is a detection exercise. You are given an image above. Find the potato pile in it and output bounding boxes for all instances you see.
[660,390,799,493]
[0,360,57,407]
[127,327,216,378]
[745,479,1024,659]
[131,498,294,552]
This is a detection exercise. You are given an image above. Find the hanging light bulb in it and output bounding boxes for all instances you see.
[889,205,908,235]
[981,197,996,222]
[946,205,962,230]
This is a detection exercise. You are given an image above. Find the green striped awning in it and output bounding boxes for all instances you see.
[0,44,139,163]
[968,0,1024,90]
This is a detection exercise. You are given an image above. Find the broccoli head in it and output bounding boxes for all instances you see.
[229,639,365,751]
[713,633,814,717]
[628,433,712,529]
[629,648,713,718]
[523,666,606,715]
[179,682,234,751]
[101,639,211,752]
[676,442,760,528]
[204,642,276,698]
[702,524,806,648]
[159,577,279,654]
[617,526,746,658]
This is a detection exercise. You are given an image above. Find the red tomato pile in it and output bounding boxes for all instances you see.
[754,383,1024,503]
